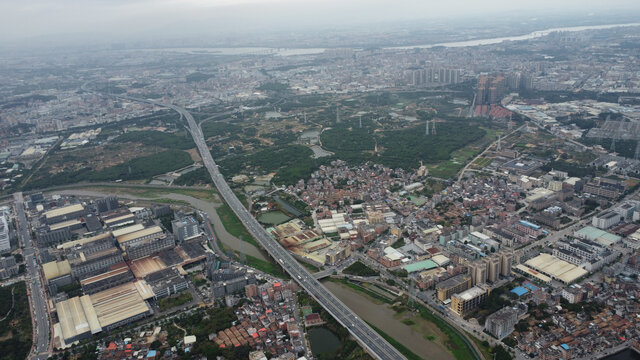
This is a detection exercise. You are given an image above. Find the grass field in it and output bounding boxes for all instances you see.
[158,292,193,312]
[245,255,290,279]
[472,157,492,168]
[216,203,259,247]
[366,322,423,360]
[416,304,479,360]
[428,125,501,178]
[257,211,291,225]
[329,278,394,304]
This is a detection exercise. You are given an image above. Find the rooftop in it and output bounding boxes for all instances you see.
[57,232,113,250]
[511,286,530,297]
[43,203,84,220]
[525,253,587,284]
[42,260,71,280]
[116,226,163,244]
[454,286,486,301]
[404,259,437,273]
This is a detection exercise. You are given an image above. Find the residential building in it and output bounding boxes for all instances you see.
[468,261,487,286]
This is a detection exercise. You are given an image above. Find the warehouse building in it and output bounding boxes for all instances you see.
[68,247,124,279]
[117,226,174,260]
[145,267,189,299]
[95,196,119,214]
[36,226,72,245]
[42,260,73,290]
[524,253,588,284]
[80,262,134,295]
[55,281,152,344]
[43,203,86,225]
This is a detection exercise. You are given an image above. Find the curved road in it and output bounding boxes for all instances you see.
[117,94,406,360]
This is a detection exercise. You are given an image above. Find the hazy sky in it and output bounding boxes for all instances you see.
[1,0,639,46]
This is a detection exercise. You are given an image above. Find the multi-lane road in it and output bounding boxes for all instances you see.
[13,192,50,360]
[144,99,406,360]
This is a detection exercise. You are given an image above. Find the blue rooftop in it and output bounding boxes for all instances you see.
[560,344,570,350]
[522,281,540,292]
[147,350,157,358]
[519,220,540,230]
[511,286,529,297]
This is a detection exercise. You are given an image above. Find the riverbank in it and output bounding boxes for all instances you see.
[323,279,455,360]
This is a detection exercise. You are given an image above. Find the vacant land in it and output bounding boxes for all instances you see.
[82,185,218,202]
[342,261,380,277]
[0,282,33,360]
[158,292,193,312]
[216,203,259,247]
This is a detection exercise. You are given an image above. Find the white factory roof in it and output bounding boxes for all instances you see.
[525,253,587,284]
[383,246,404,261]
[431,254,450,266]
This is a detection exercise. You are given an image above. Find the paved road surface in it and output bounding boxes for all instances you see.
[13,192,50,360]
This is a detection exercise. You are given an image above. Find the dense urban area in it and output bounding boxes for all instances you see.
[2,12,640,360]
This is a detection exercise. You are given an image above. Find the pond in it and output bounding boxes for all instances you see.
[308,327,341,356]
[258,211,291,225]
[601,349,640,360]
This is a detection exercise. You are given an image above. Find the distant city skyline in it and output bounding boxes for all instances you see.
[1,0,640,48]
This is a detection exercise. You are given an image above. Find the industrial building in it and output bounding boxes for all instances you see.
[80,262,134,295]
[145,267,189,299]
[210,269,257,299]
[0,256,19,279]
[42,260,73,289]
[102,209,136,229]
[171,216,201,243]
[0,214,10,253]
[450,286,488,316]
[524,253,588,284]
[96,196,119,213]
[68,246,124,279]
[592,210,621,230]
[55,281,152,344]
[117,226,174,260]
[43,203,86,225]
[436,274,472,302]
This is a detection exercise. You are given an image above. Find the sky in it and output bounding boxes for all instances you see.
[1,0,639,47]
